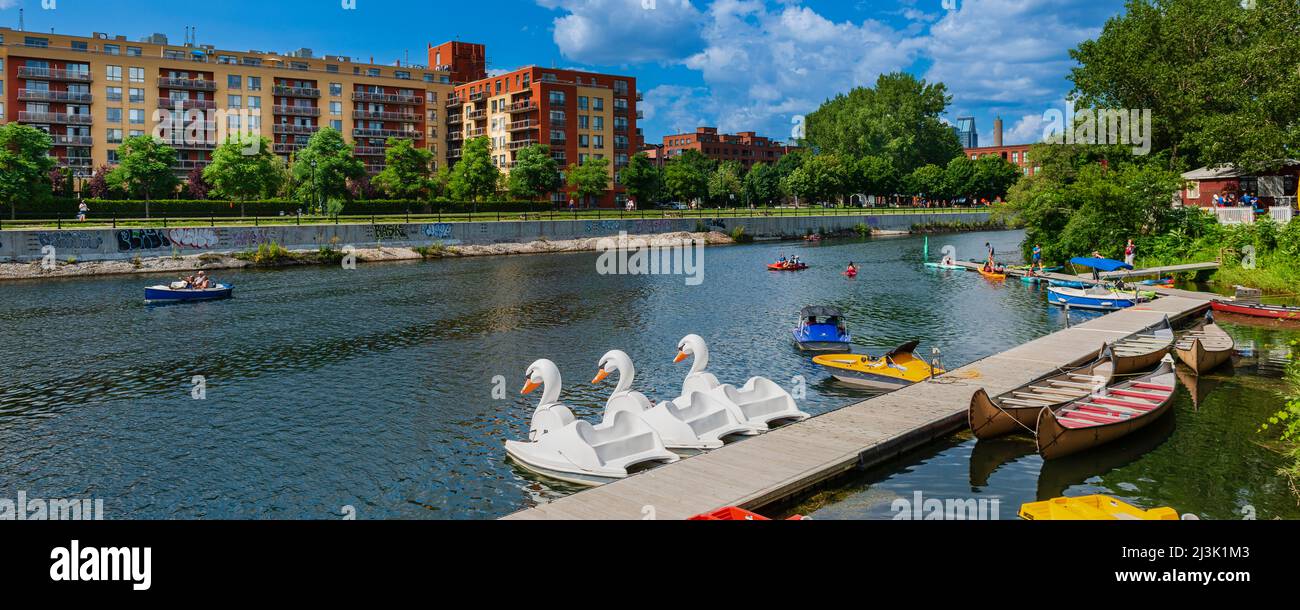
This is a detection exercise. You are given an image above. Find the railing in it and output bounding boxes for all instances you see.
[353,110,419,122]
[18,89,93,103]
[508,120,538,131]
[17,111,94,125]
[274,105,321,116]
[465,128,486,137]
[17,67,93,81]
[447,114,463,124]
[448,132,464,142]
[274,85,321,98]
[273,124,321,135]
[159,77,217,90]
[509,139,540,150]
[273,142,308,153]
[354,146,387,156]
[52,135,95,146]
[447,149,462,159]
[353,128,419,139]
[1270,205,1295,224]
[1214,207,1256,225]
[158,98,217,110]
[507,102,538,113]
[465,109,487,120]
[352,91,422,105]
[170,139,218,150]
[173,160,210,170]
[446,97,463,107]
[61,157,94,168]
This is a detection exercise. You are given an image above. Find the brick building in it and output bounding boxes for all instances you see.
[654,127,795,170]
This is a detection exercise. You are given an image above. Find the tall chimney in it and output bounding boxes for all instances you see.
[993,117,1003,147]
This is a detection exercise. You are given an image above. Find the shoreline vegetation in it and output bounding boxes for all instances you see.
[1260,340,1300,501]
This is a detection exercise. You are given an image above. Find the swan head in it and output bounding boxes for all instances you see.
[675,334,709,373]
[522,359,562,407]
[593,350,635,393]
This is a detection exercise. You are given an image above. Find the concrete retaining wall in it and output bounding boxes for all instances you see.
[0,211,990,262]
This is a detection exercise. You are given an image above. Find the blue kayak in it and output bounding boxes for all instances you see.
[145,283,234,303]
[794,305,851,352]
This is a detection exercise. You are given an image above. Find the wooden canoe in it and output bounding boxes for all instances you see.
[968,346,1112,440]
[1109,316,1174,375]
[1174,322,1235,375]
[1035,358,1178,460]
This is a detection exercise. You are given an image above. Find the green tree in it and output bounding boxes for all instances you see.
[448,137,500,207]
[663,149,714,205]
[805,72,963,175]
[707,161,743,207]
[566,157,611,207]
[783,154,849,205]
[291,127,364,217]
[115,135,178,217]
[373,138,436,200]
[621,153,664,205]
[203,136,279,216]
[943,156,979,204]
[904,164,947,200]
[743,162,782,207]
[506,144,561,200]
[1069,0,1300,170]
[0,124,55,220]
[853,155,900,203]
[971,154,1023,202]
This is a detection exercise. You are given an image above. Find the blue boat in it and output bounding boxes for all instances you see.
[793,306,851,352]
[1048,279,1089,289]
[1046,285,1143,311]
[145,283,234,303]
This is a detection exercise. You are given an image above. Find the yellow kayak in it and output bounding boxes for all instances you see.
[1019,495,1180,520]
[812,340,943,390]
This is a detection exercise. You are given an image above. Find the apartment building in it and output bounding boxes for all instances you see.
[0,28,455,178]
[445,64,642,208]
[656,127,796,170]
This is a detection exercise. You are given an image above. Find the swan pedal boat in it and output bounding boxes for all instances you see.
[673,334,810,431]
[504,359,679,486]
[968,346,1113,440]
[1019,495,1180,521]
[1035,356,1178,460]
[792,306,852,352]
[812,340,943,390]
[144,282,233,303]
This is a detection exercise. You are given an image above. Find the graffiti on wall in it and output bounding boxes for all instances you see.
[116,229,173,252]
[422,223,454,239]
[584,220,622,233]
[34,231,104,250]
[227,228,273,248]
[167,228,219,249]
[372,224,409,241]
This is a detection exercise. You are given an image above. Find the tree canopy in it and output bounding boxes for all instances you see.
[114,135,179,216]
[566,157,611,206]
[204,136,280,215]
[621,153,664,205]
[0,123,56,220]
[663,149,714,204]
[373,138,436,200]
[448,137,499,204]
[291,127,364,216]
[506,144,561,200]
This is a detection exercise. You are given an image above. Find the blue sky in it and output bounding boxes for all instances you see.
[1,0,1129,146]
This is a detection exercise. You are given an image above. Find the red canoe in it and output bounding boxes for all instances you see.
[1211,300,1300,320]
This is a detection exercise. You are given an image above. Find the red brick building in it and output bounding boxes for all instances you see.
[964,143,1037,177]
[655,127,795,170]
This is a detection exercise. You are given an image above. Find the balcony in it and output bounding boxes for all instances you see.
[507,101,538,114]
[446,97,463,107]
[173,159,210,171]
[18,89,94,103]
[614,107,628,116]
[17,67,93,82]
[469,91,486,102]
[61,157,94,168]
[353,110,420,122]
[18,111,94,125]
[158,98,218,110]
[465,109,487,120]
[448,132,464,142]
[636,91,643,102]
[637,110,644,120]
[353,128,420,139]
[465,128,486,138]
[52,135,95,146]
[508,139,540,150]
[447,148,462,159]
[352,91,422,105]
[159,77,217,91]
[169,138,218,150]
[354,146,387,157]
[273,142,309,154]
[447,114,463,125]
[273,105,321,117]
[273,124,321,136]
[274,85,321,98]
[508,120,538,132]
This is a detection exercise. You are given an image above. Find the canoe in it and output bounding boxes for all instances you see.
[1211,300,1300,320]
[968,347,1113,440]
[1035,358,1177,460]
[812,340,944,390]
[144,283,234,303]
[1046,285,1144,310]
[1109,316,1174,375]
[768,263,808,271]
[1019,495,1180,520]
[1174,321,1235,375]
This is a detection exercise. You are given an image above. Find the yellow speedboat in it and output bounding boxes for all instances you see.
[1019,495,1180,520]
[812,340,943,390]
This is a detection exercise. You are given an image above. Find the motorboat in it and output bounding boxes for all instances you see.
[812,340,943,390]
[504,359,679,486]
[1046,285,1146,310]
[144,282,233,303]
[592,350,753,452]
[671,334,809,431]
[792,306,851,352]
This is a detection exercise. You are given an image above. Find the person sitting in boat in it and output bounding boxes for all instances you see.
[846,262,858,274]
[193,271,211,290]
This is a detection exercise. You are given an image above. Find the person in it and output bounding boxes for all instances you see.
[1124,239,1136,267]
[1031,244,1043,272]
[1090,250,1103,280]
[568,199,576,212]
[77,201,89,222]
[846,262,858,274]
[193,271,211,290]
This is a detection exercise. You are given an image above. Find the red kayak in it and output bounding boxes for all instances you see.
[844,268,858,278]
[768,263,809,271]
[1212,300,1300,320]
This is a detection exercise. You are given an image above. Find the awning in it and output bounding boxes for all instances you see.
[1069,257,1133,271]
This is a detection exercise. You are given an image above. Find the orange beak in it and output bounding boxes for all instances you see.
[521,379,541,395]
[591,369,611,384]
[674,351,689,363]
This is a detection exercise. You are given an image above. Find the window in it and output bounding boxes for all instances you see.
[592,98,604,111]
[367,68,381,77]
[593,135,605,149]
[106,87,123,102]
[104,44,121,56]
[330,83,342,96]
[578,134,589,147]
[395,71,410,80]
[129,129,144,138]
[578,115,589,129]
[424,73,435,83]
[106,108,123,122]
[228,95,242,108]
[106,128,123,144]
[248,96,261,109]
[578,96,589,110]
[549,91,565,105]
[129,88,145,103]
[330,101,342,116]
[228,75,242,89]
[127,46,143,57]
[248,76,261,91]
[242,57,262,67]
[129,109,145,124]
[106,65,122,81]
[593,116,604,130]
[331,119,343,130]
[24,36,50,48]
[71,40,89,52]
[327,65,339,73]
[129,67,144,83]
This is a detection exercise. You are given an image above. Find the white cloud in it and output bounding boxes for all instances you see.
[537,0,708,64]
[0,0,20,8]
[641,84,713,134]
[1003,113,1048,145]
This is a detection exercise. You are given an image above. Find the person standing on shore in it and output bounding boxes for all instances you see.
[1124,239,1136,267]
[1032,244,1043,272]
[77,201,89,222]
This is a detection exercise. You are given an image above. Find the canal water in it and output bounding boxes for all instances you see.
[1,229,1293,519]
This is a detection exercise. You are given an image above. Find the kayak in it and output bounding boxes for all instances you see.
[1019,495,1180,521]
[978,268,1007,280]
[844,268,858,278]
[145,283,234,303]
[768,263,808,271]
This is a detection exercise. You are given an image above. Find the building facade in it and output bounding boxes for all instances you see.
[655,127,795,170]
[444,65,642,208]
[0,28,455,179]
[964,144,1038,177]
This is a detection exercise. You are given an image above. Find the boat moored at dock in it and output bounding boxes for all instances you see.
[1035,357,1178,460]
[813,340,943,390]
[968,346,1113,440]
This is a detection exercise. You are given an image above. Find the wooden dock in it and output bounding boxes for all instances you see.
[1098,261,1220,280]
[502,295,1210,520]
